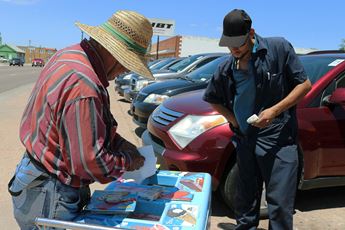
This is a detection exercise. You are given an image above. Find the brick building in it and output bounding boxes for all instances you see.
[17,46,57,63]
[150,35,228,59]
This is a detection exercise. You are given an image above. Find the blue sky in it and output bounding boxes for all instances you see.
[0,0,344,50]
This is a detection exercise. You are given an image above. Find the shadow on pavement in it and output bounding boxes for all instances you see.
[117,98,130,103]
[134,127,145,138]
[211,192,233,217]
[295,186,345,211]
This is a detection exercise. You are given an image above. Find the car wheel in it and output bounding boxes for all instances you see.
[221,163,268,218]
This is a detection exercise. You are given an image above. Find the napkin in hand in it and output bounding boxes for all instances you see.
[122,145,157,184]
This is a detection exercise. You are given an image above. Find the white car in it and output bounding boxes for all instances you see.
[0,57,8,63]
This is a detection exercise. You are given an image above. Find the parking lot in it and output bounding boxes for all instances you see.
[0,66,344,229]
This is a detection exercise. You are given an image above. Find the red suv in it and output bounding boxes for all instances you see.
[32,58,45,67]
[143,53,345,213]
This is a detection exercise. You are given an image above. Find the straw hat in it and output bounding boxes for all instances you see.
[76,10,153,79]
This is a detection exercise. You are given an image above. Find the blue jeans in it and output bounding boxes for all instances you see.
[10,155,90,230]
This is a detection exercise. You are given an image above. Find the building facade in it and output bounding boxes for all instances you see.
[150,35,228,59]
[18,46,57,63]
[0,44,25,61]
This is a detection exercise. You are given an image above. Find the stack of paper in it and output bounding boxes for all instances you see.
[122,145,157,184]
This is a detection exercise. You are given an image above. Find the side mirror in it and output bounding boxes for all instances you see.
[329,88,345,105]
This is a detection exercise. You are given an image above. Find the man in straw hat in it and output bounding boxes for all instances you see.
[8,10,153,229]
[203,9,311,229]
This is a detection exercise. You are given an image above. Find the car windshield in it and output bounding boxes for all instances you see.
[300,55,344,84]
[148,59,161,69]
[150,58,175,71]
[168,54,205,72]
[185,55,229,82]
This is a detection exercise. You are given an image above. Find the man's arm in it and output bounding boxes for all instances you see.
[59,97,133,183]
[254,79,312,128]
[209,103,239,128]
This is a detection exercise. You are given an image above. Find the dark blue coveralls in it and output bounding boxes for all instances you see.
[203,34,308,229]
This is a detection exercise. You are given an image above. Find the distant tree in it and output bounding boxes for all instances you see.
[340,39,345,51]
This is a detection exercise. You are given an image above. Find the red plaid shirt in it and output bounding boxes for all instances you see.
[19,40,130,187]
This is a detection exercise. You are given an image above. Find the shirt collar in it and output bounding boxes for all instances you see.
[80,39,109,88]
[252,33,268,53]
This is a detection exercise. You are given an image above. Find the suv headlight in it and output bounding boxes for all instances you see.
[143,94,169,104]
[168,115,227,149]
[123,73,133,80]
[135,80,149,90]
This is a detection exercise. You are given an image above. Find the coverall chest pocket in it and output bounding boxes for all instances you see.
[267,72,283,95]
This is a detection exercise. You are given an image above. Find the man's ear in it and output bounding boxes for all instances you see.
[249,28,255,37]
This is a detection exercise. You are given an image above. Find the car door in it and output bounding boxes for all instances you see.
[300,73,345,177]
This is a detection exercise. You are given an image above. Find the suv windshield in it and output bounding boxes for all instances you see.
[300,55,344,84]
[168,54,205,72]
[186,55,229,82]
[148,59,161,69]
[150,58,175,71]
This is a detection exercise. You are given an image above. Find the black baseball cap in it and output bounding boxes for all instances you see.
[219,9,252,47]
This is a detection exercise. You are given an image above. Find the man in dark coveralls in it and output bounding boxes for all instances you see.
[203,9,312,229]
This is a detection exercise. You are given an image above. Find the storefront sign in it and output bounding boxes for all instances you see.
[149,18,175,36]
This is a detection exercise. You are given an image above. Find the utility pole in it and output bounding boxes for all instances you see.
[28,40,32,62]
[156,35,160,60]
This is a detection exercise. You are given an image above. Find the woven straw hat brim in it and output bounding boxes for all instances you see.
[76,22,153,79]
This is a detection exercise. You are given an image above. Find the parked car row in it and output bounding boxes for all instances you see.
[114,51,345,215]
[131,55,230,128]
[124,53,226,102]
[115,57,181,97]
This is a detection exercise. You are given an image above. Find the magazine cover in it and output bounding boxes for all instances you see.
[162,204,198,227]
[178,173,205,192]
[158,187,194,202]
[85,190,137,214]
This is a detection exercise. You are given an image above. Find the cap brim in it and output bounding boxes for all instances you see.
[219,33,248,47]
[76,22,154,79]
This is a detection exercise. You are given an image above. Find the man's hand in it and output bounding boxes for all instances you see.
[252,108,278,128]
[118,140,145,171]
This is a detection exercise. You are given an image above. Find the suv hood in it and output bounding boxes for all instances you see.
[141,78,207,96]
[164,89,216,115]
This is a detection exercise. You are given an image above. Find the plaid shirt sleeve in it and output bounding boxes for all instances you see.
[59,97,130,183]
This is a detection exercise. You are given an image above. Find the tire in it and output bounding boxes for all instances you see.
[221,163,268,218]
